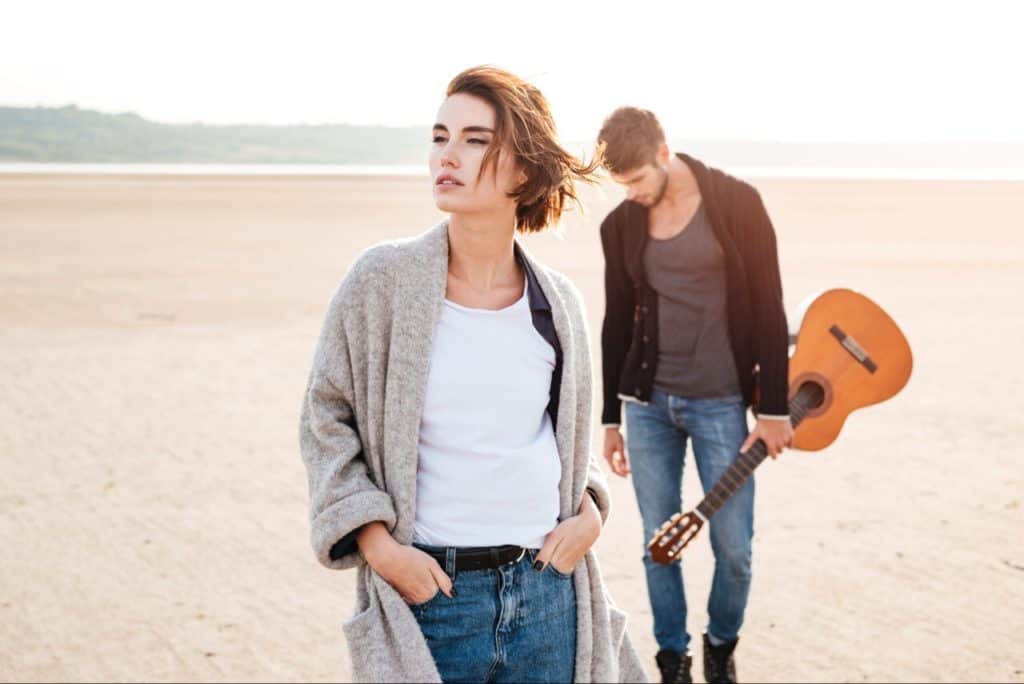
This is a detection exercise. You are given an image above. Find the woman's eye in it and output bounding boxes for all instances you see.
[468,138,489,145]
[432,136,448,144]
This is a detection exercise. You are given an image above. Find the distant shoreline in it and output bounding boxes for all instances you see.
[2,162,1023,181]
[7,106,1023,176]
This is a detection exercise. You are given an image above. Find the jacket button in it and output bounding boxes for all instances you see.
[643,336,649,343]
[641,362,648,369]
[642,307,649,314]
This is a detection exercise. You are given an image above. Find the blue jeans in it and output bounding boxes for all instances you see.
[410,545,577,683]
[625,389,754,654]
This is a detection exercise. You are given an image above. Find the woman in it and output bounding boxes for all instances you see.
[299,66,647,683]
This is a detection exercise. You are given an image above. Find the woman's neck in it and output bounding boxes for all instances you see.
[447,213,521,296]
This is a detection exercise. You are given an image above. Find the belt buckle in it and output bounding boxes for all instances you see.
[513,546,526,564]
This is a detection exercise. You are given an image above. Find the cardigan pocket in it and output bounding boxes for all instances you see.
[342,601,387,682]
[608,606,628,656]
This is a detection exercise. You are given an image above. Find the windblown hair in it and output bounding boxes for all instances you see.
[596,106,666,174]
[447,66,601,233]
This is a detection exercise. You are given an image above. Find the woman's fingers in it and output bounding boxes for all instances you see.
[534,531,564,571]
[537,522,587,574]
[394,547,451,604]
[427,557,455,598]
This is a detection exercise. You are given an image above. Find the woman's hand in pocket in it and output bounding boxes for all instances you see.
[533,494,602,575]
[357,522,454,604]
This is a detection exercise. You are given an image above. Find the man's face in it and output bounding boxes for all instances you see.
[610,161,669,207]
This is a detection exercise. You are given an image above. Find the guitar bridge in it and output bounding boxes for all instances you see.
[830,325,878,373]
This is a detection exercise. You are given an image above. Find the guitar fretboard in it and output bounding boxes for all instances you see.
[695,384,824,521]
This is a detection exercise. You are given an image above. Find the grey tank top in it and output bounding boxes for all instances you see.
[643,203,741,398]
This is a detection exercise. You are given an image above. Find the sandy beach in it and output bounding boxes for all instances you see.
[1,172,1022,683]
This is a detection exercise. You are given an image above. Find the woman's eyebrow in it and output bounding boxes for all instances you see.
[432,123,495,134]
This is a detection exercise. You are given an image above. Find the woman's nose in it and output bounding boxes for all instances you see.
[439,144,458,168]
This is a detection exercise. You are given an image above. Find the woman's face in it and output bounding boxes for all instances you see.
[429,93,522,220]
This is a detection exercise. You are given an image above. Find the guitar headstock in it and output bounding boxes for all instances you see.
[647,511,705,565]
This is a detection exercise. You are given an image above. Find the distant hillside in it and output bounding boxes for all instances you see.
[2,105,1023,168]
[0,105,429,163]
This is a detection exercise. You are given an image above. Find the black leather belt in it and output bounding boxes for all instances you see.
[422,545,527,572]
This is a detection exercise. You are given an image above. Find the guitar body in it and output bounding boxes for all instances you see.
[788,289,913,451]
[647,288,913,564]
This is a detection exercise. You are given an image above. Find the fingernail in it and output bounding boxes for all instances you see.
[533,560,543,571]
[450,589,457,598]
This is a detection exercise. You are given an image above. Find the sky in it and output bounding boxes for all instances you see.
[3,0,1023,143]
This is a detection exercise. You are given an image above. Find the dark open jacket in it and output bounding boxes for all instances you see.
[600,153,789,425]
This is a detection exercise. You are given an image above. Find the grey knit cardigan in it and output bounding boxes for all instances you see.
[299,221,648,683]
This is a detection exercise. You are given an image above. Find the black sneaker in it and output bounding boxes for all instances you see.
[702,633,738,684]
[655,649,693,684]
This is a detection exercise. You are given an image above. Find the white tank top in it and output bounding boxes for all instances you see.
[413,285,561,549]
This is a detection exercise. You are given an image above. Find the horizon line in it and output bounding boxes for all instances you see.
[3,103,1024,147]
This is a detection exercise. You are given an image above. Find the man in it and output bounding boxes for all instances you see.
[596,107,793,684]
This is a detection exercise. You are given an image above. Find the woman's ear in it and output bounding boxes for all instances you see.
[507,168,529,195]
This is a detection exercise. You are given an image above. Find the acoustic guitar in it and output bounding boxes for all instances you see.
[647,288,913,565]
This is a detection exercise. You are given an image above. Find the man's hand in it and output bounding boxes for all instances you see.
[534,493,602,575]
[356,522,454,605]
[740,417,794,459]
[603,426,630,477]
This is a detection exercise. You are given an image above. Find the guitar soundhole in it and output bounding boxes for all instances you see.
[790,373,830,419]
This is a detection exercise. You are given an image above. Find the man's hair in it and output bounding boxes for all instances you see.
[596,106,666,174]
[447,66,600,233]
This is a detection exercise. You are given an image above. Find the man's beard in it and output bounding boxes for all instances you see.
[647,166,669,207]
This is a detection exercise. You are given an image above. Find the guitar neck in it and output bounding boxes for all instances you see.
[694,387,819,521]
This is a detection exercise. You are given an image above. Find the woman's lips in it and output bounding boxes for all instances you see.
[435,174,463,187]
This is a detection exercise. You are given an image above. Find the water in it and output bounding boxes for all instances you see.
[1,162,1023,181]
[0,163,429,176]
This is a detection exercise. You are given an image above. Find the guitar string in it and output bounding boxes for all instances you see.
[664,326,887,546]
[698,346,864,516]
[696,367,837,516]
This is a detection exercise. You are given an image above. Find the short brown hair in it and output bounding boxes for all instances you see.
[447,66,600,233]
[596,107,666,174]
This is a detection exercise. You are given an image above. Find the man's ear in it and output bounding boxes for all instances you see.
[657,142,671,165]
